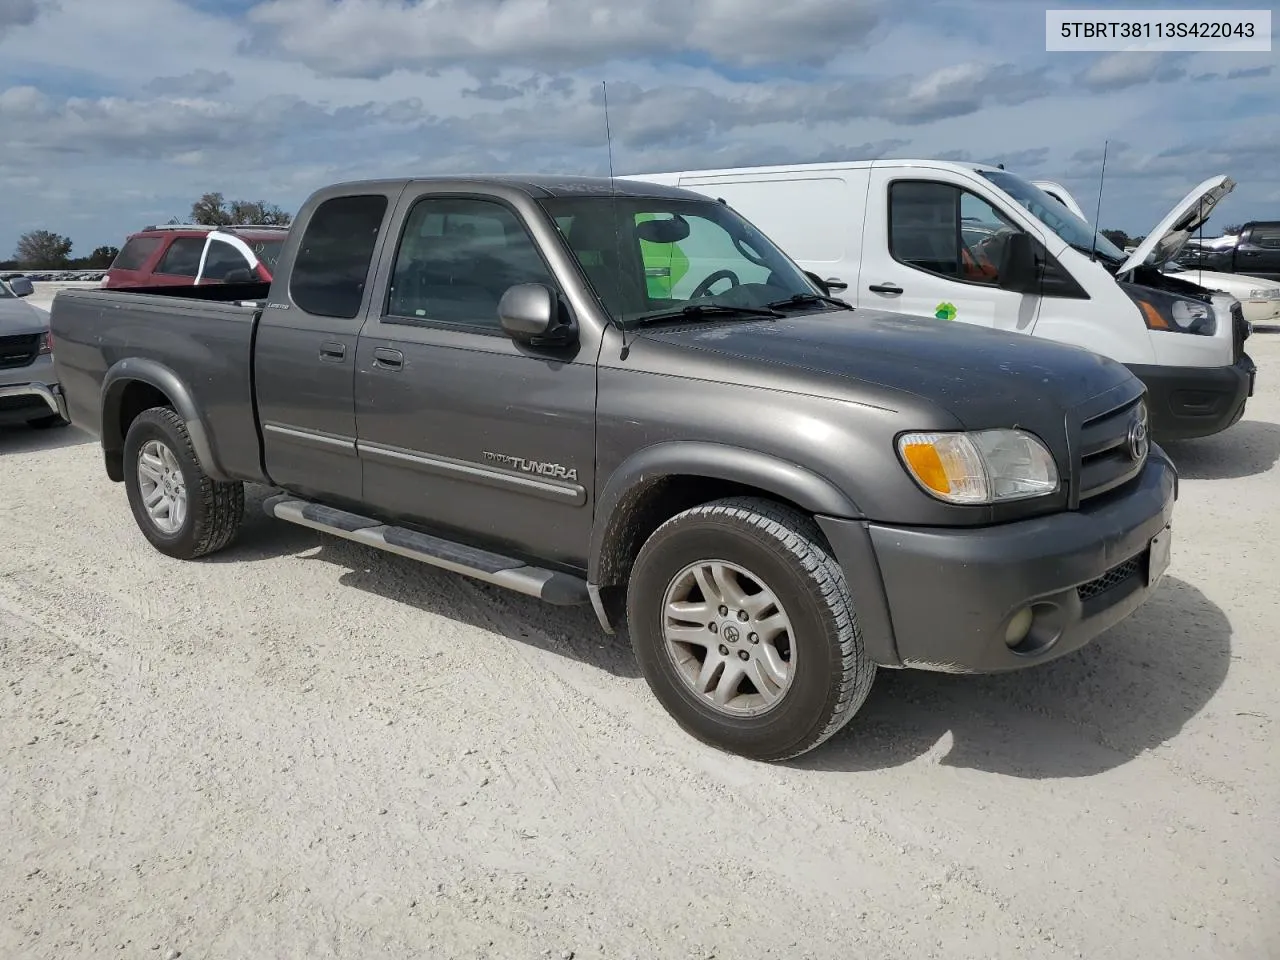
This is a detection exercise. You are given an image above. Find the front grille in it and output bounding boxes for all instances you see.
[1078,554,1142,603]
[0,394,47,413]
[1076,394,1147,503]
[0,333,40,370]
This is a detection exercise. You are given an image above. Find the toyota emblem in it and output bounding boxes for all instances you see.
[1127,415,1149,462]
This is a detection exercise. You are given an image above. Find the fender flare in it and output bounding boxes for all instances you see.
[587,440,864,585]
[100,357,228,481]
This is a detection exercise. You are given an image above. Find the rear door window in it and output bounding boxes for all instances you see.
[154,237,206,277]
[290,195,390,318]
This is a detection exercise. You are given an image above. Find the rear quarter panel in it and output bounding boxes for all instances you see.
[49,288,265,481]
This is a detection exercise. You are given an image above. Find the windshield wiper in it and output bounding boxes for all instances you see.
[766,292,853,311]
[627,303,784,328]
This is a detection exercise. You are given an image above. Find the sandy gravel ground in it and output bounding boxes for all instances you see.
[2,322,1278,959]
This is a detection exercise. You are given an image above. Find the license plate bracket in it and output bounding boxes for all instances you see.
[1146,526,1172,586]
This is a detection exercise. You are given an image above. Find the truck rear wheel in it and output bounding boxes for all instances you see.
[626,496,875,762]
[123,406,245,559]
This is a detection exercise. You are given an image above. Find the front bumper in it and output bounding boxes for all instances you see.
[816,450,1177,674]
[0,381,68,426]
[1126,355,1255,442]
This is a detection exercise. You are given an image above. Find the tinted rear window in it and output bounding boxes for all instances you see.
[290,195,389,318]
[112,236,163,271]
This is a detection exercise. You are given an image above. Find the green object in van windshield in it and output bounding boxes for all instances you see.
[636,213,689,298]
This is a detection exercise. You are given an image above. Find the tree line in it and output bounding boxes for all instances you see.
[4,193,293,270]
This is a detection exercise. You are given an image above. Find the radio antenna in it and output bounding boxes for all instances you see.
[1091,139,1109,264]
[602,80,631,360]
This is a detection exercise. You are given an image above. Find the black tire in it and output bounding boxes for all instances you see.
[626,496,875,762]
[122,406,245,559]
[27,413,70,430]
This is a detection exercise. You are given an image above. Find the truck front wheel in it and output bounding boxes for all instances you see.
[122,406,245,559]
[626,497,875,762]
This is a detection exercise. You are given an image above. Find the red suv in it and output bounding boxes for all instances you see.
[103,224,289,289]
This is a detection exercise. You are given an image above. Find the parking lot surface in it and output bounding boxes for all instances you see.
[2,332,1277,960]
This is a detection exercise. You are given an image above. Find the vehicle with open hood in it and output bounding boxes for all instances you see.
[47,174,1176,762]
[629,161,1255,442]
[1034,180,1280,328]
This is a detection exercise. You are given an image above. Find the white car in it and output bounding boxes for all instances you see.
[1163,261,1280,327]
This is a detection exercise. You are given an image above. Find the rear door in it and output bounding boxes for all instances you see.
[859,168,1041,333]
[1235,224,1280,280]
[254,190,400,504]
[353,187,597,568]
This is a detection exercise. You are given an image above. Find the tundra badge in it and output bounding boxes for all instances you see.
[483,452,578,483]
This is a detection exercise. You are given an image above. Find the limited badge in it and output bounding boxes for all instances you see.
[935,302,957,320]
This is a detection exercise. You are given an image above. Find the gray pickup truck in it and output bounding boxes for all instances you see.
[49,175,1177,761]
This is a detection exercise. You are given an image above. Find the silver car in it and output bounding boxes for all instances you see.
[0,277,69,430]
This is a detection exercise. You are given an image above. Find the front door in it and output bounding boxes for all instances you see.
[859,172,1042,334]
[254,191,398,504]
[354,190,597,569]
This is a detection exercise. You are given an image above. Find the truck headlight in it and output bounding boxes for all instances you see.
[897,429,1060,504]
[1123,285,1217,336]
[1247,287,1280,300]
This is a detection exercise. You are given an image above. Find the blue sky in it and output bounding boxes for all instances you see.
[1,0,1276,258]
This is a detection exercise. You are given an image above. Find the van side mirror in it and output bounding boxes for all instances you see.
[9,277,34,298]
[498,283,576,346]
[997,233,1039,294]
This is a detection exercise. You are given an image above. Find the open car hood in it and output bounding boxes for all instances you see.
[1118,175,1235,275]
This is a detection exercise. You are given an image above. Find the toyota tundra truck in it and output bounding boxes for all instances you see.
[48,175,1177,762]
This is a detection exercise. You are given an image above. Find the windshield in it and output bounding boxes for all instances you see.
[538,196,824,324]
[978,170,1128,263]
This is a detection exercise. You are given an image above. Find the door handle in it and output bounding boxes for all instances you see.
[319,341,346,362]
[868,283,903,295]
[1240,250,1260,256]
[373,347,404,371]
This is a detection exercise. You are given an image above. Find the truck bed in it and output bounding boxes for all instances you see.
[49,283,271,483]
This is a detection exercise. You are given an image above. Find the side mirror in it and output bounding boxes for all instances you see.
[997,233,1039,294]
[498,283,575,346]
[10,277,35,298]
[223,268,254,284]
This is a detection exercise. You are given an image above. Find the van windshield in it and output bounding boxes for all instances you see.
[538,196,824,325]
[979,169,1128,264]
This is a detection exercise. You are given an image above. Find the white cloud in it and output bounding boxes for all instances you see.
[1078,53,1187,92]
[244,0,886,78]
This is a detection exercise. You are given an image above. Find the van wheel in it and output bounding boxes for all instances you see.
[122,407,245,559]
[626,496,875,762]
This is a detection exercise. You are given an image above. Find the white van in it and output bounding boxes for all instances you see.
[626,160,1256,441]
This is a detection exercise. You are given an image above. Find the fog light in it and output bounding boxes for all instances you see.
[1004,606,1034,647]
